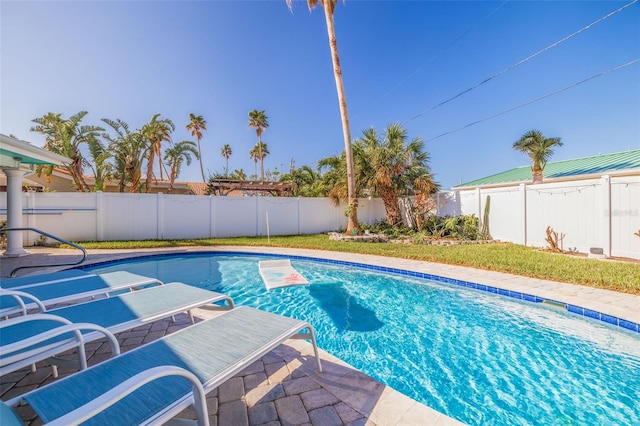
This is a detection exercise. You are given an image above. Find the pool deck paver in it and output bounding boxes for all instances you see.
[1,245,639,425]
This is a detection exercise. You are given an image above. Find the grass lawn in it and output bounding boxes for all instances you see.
[78,234,640,295]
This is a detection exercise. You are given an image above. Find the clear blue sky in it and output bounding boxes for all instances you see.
[2,0,639,189]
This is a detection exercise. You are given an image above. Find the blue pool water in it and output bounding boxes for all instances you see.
[88,253,640,425]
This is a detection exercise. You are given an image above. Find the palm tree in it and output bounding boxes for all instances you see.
[142,114,175,192]
[164,141,199,192]
[102,118,146,192]
[186,113,207,182]
[513,129,563,184]
[86,134,113,191]
[280,164,320,196]
[31,111,104,192]
[248,109,269,182]
[221,144,232,177]
[287,0,359,234]
[354,123,439,226]
[254,141,269,181]
[249,144,260,180]
[230,168,247,181]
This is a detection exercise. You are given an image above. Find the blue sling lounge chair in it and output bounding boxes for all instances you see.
[0,282,235,377]
[3,306,322,425]
[0,271,164,317]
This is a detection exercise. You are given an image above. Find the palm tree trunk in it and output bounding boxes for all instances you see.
[322,4,359,234]
[196,137,206,182]
[380,187,402,227]
[259,136,264,182]
[146,149,155,192]
[532,160,543,184]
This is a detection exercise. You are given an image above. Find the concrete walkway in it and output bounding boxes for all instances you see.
[1,245,639,425]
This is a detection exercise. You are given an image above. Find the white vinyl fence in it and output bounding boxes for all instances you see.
[1,174,638,259]
[0,192,386,243]
[450,174,640,260]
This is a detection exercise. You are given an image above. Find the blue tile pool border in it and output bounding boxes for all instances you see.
[79,250,640,335]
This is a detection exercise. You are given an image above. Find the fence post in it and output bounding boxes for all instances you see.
[96,191,104,241]
[475,187,482,218]
[157,192,164,240]
[297,197,301,235]
[209,195,214,239]
[520,183,527,246]
[601,175,611,257]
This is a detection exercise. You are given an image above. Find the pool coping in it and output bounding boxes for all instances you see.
[78,245,640,335]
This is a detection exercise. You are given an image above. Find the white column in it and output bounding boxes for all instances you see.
[3,169,28,257]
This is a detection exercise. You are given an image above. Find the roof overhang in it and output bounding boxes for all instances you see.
[0,133,70,168]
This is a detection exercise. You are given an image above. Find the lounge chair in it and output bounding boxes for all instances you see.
[3,306,322,425]
[0,269,93,289]
[0,282,234,377]
[0,271,164,317]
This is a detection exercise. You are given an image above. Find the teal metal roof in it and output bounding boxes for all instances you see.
[457,149,640,188]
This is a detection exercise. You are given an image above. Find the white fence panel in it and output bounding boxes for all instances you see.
[459,190,480,218]
[257,197,300,236]
[299,198,342,233]
[525,179,602,253]
[102,193,159,241]
[480,187,525,244]
[162,194,211,239]
[25,192,98,244]
[357,198,386,227]
[611,175,640,259]
[435,191,460,217]
[212,197,259,237]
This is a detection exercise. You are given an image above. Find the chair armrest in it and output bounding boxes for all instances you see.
[0,288,47,316]
[44,366,209,426]
[0,314,120,371]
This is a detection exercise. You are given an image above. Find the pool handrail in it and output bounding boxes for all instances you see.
[0,227,87,277]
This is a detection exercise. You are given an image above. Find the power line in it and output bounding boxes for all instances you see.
[425,59,640,142]
[409,0,639,122]
[384,0,509,98]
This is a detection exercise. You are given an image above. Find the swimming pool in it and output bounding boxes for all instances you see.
[87,252,640,425]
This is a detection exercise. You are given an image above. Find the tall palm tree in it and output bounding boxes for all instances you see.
[287,0,359,234]
[186,113,207,182]
[248,110,269,182]
[354,123,438,226]
[513,129,563,184]
[142,113,175,192]
[164,140,199,192]
[31,111,103,192]
[221,144,232,177]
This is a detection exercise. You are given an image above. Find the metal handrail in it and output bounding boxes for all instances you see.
[0,227,88,277]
